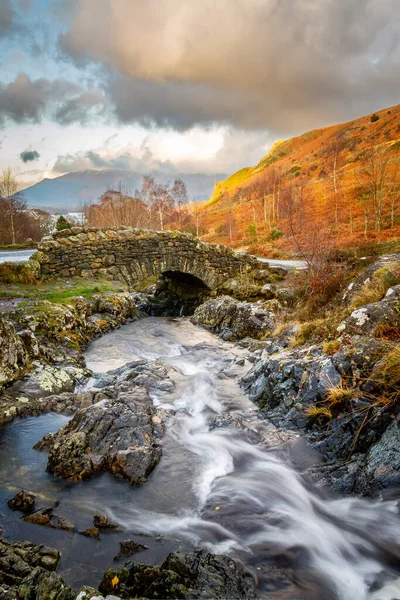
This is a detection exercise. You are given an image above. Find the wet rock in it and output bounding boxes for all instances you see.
[99,549,255,599]
[23,507,75,531]
[7,364,76,399]
[1,389,96,428]
[33,432,54,451]
[8,489,36,513]
[81,527,100,538]
[110,360,175,392]
[192,296,275,341]
[93,514,119,529]
[44,389,164,485]
[241,345,340,412]
[0,537,75,599]
[355,420,400,495]
[113,539,148,561]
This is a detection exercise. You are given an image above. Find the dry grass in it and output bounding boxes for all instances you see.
[373,346,400,391]
[325,383,355,405]
[305,404,333,421]
[350,264,400,309]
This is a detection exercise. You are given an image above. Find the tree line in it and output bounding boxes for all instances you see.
[0,168,52,246]
[85,176,190,231]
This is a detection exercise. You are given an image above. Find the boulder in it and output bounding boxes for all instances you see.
[0,538,75,600]
[0,315,28,385]
[342,254,400,305]
[113,539,148,561]
[192,296,275,341]
[337,293,400,337]
[23,507,75,531]
[99,549,255,599]
[8,489,36,513]
[355,420,400,495]
[44,388,164,485]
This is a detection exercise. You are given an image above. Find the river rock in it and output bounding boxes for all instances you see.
[23,507,75,531]
[44,389,164,484]
[0,537,75,600]
[113,539,148,561]
[1,390,95,428]
[99,549,255,599]
[354,419,400,495]
[241,345,341,413]
[192,296,275,341]
[93,514,119,529]
[109,360,175,392]
[8,489,36,513]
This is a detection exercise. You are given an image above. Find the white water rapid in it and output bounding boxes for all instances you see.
[82,317,400,600]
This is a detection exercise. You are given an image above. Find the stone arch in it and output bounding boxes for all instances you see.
[36,227,259,291]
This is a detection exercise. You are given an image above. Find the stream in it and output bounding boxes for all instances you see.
[1,317,400,598]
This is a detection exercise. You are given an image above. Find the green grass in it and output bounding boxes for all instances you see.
[0,243,37,250]
[0,277,124,302]
[44,281,118,303]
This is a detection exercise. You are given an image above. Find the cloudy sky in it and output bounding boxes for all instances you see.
[0,0,399,189]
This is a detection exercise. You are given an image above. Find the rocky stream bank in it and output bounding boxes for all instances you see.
[0,254,400,599]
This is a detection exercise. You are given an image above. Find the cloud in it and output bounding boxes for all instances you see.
[59,0,400,133]
[20,148,40,162]
[52,144,174,175]
[0,0,16,38]
[0,73,105,126]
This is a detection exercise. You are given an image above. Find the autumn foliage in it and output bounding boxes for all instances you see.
[193,104,400,254]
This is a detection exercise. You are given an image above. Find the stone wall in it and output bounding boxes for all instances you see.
[35,227,259,289]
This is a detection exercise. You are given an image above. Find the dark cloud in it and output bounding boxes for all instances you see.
[0,0,16,38]
[0,73,105,126]
[59,0,400,133]
[20,149,40,162]
[53,146,175,175]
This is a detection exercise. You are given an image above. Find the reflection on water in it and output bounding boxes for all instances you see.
[1,317,400,598]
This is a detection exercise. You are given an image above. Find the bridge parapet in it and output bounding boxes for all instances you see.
[36,227,258,289]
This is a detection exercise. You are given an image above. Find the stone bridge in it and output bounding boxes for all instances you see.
[36,227,259,290]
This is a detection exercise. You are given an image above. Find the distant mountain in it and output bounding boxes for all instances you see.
[20,170,226,212]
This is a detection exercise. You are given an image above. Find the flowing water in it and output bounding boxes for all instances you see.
[1,317,400,598]
[0,249,35,263]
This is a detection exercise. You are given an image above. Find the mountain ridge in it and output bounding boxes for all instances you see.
[21,169,227,212]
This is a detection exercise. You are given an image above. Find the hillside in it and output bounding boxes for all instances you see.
[197,104,400,254]
[21,169,226,212]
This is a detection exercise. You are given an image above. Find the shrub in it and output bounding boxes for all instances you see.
[322,340,341,355]
[247,223,257,239]
[56,215,71,231]
[370,113,379,123]
[269,228,283,241]
[287,165,301,175]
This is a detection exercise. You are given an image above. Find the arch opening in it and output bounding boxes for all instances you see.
[144,270,212,316]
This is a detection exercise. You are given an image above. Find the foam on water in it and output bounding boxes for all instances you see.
[84,318,400,599]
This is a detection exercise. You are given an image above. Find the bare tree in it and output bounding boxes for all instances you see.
[150,182,174,231]
[171,178,188,227]
[0,167,20,245]
[359,146,392,234]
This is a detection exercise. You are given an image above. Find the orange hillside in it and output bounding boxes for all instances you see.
[194,104,400,255]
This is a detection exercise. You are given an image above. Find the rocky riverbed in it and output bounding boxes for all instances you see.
[0,255,400,599]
